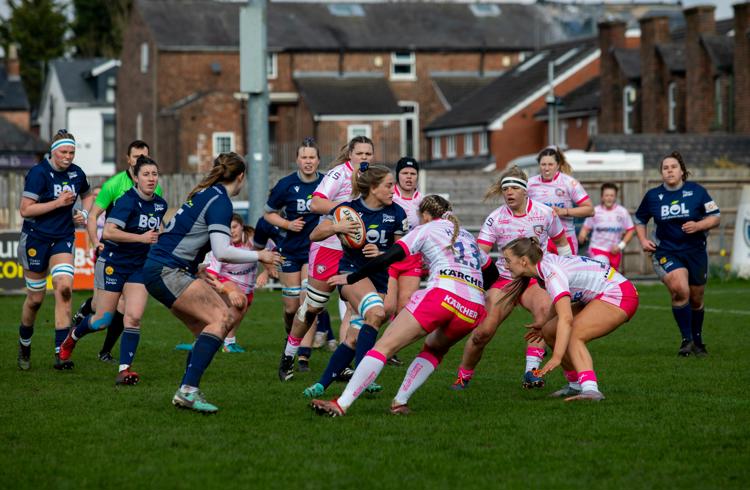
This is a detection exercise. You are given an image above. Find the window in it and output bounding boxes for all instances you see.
[105,76,116,104]
[470,4,501,17]
[446,135,456,158]
[558,121,568,149]
[267,53,277,80]
[399,101,419,159]
[102,114,115,164]
[432,136,442,159]
[623,85,636,135]
[136,113,143,140]
[714,77,723,126]
[212,132,235,155]
[140,42,149,74]
[391,51,416,81]
[347,124,371,141]
[667,82,677,131]
[328,4,365,17]
[588,116,598,137]
[478,132,488,155]
[464,133,474,156]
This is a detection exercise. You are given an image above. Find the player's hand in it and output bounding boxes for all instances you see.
[681,221,701,234]
[141,230,160,244]
[327,274,350,286]
[537,357,561,377]
[362,243,381,258]
[610,245,622,255]
[73,210,86,226]
[228,290,247,310]
[256,270,269,288]
[203,273,222,291]
[640,239,656,253]
[523,322,544,343]
[333,219,360,235]
[56,190,76,207]
[259,250,283,268]
[286,217,305,233]
[552,206,567,218]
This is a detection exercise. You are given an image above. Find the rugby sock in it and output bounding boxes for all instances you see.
[317,310,335,341]
[224,336,236,346]
[354,324,378,366]
[318,343,356,388]
[119,327,140,371]
[54,327,70,354]
[338,350,386,410]
[394,352,439,405]
[298,347,312,360]
[525,346,546,372]
[578,370,599,393]
[79,296,94,317]
[100,311,124,354]
[671,303,693,341]
[182,333,222,388]
[564,370,581,390]
[284,335,303,357]
[691,308,705,346]
[457,366,474,381]
[19,324,33,346]
[73,314,93,340]
[181,351,194,386]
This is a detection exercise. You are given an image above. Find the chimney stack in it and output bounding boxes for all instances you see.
[6,44,20,81]
[684,5,716,133]
[734,2,750,133]
[639,16,671,133]
[598,20,627,133]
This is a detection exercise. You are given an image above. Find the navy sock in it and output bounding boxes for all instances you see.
[181,351,194,386]
[19,324,33,346]
[298,347,312,360]
[55,327,70,353]
[317,343,355,388]
[691,308,705,346]
[354,324,378,366]
[80,297,94,317]
[182,333,222,388]
[74,314,93,339]
[317,310,335,341]
[119,328,141,367]
[671,303,692,342]
[101,311,124,354]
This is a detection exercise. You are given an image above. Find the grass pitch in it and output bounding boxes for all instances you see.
[1,282,749,489]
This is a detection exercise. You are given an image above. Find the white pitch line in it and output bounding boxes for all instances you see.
[639,304,750,316]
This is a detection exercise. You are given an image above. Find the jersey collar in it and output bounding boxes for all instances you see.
[541,171,560,183]
[508,198,532,218]
[394,186,419,200]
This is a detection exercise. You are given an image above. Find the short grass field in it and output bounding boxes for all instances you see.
[1,281,749,489]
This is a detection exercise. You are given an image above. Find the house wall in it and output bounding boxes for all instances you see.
[734,3,750,133]
[68,107,116,176]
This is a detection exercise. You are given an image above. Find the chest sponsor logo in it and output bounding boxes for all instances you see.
[53,183,77,197]
[682,190,693,197]
[382,214,395,223]
[138,215,162,229]
[296,198,312,212]
[660,201,689,218]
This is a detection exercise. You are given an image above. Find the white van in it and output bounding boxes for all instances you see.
[503,150,644,175]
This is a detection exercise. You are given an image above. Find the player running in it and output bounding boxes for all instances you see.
[578,183,635,271]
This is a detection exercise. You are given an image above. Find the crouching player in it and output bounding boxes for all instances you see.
[501,237,639,401]
[310,195,499,416]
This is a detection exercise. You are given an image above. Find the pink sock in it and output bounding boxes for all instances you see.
[577,370,599,392]
[457,366,474,381]
[525,346,545,372]
[394,353,438,405]
[337,350,386,410]
[564,370,578,383]
[284,335,303,358]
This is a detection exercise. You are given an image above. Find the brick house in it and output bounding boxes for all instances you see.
[116,0,567,173]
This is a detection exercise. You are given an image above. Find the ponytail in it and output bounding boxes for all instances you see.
[498,237,544,308]
[188,152,246,200]
[419,194,459,249]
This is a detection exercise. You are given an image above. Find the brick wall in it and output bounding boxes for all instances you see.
[598,21,627,133]
[0,110,30,132]
[734,2,750,133]
[685,5,716,133]
[640,16,671,132]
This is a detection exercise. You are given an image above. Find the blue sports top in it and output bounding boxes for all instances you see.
[102,187,168,267]
[265,171,323,257]
[253,216,283,250]
[22,158,91,240]
[635,181,720,252]
[148,184,233,273]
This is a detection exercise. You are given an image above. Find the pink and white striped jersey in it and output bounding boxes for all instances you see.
[397,219,489,305]
[582,204,635,251]
[392,186,422,231]
[536,254,629,305]
[527,172,590,235]
[205,242,258,294]
[311,161,355,251]
[477,199,565,279]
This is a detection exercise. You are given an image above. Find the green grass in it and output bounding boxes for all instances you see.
[2,282,749,489]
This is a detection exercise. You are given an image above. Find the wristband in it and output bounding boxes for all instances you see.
[556,243,572,257]
[617,241,626,251]
[80,209,89,221]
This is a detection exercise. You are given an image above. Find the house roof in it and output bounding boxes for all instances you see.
[431,75,495,110]
[0,64,29,110]
[136,0,565,52]
[701,34,734,71]
[50,58,118,105]
[0,115,47,153]
[424,39,599,131]
[613,48,641,80]
[656,42,685,73]
[295,76,401,116]
[535,76,600,119]
[669,17,734,43]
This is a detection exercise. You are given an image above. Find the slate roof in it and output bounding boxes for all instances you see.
[656,42,685,73]
[590,134,750,167]
[431,75,495,110]
[669,17,734,42]
[701,34,734,71]
[295,76,400,116]
[424,39,599,131]
[50,58,118,105]
[0,64,29,110]
[136,0,565,51]
[0,115,47,153]
[613,48,641,80]
[535,76,599,119]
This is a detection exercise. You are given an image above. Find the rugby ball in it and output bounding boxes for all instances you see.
[333,206,366,249]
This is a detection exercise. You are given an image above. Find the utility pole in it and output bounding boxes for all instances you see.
[546,61,556,146]
[240,0,269,226]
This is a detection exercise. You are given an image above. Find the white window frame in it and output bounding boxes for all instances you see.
[478,132,489,155]
[347,124,371,141]
[390,51,416,81]
[667,82,677,131]
[102,114,116,164]
[398,101,419,160]
[212,131,236,155]
[714,77,722,126]
[267,53,277,80]
[136,113,143,140]
[140,42,149,74]
[446,135,456,158]
[464,133,474,156]
[588,116,598,137]
[623,85,636,135]
[432,136,442,159]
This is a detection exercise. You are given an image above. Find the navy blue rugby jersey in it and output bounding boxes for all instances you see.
[21,158,91,239]
[635,181,720,252]
[333,198,408,271]
[265,171,324,257]
[253,216,284,250]
[101,187,168,266]
[148,185,233,273]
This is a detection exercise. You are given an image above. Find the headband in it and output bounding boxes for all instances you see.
[501,177,527,190]
[51,139,75,152]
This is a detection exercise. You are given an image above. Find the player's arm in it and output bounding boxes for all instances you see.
[263,210,303,233]
[557,197,594,218]
[336,244,408,285]
[102,221,157,244]
[552,233,572,256]
[538,295,573,377]
[310,195,338,215]
[577,225,590,245]
[682,214,720,234]
[309,215,358,242]
[86,203,106,248]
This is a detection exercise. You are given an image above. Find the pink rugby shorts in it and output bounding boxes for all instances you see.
[308,243,343,281]
[406,288,487,341]
[388,252,424,279]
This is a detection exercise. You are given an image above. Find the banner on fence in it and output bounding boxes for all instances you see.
[0,230,95,292]
[731,185,750,279]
